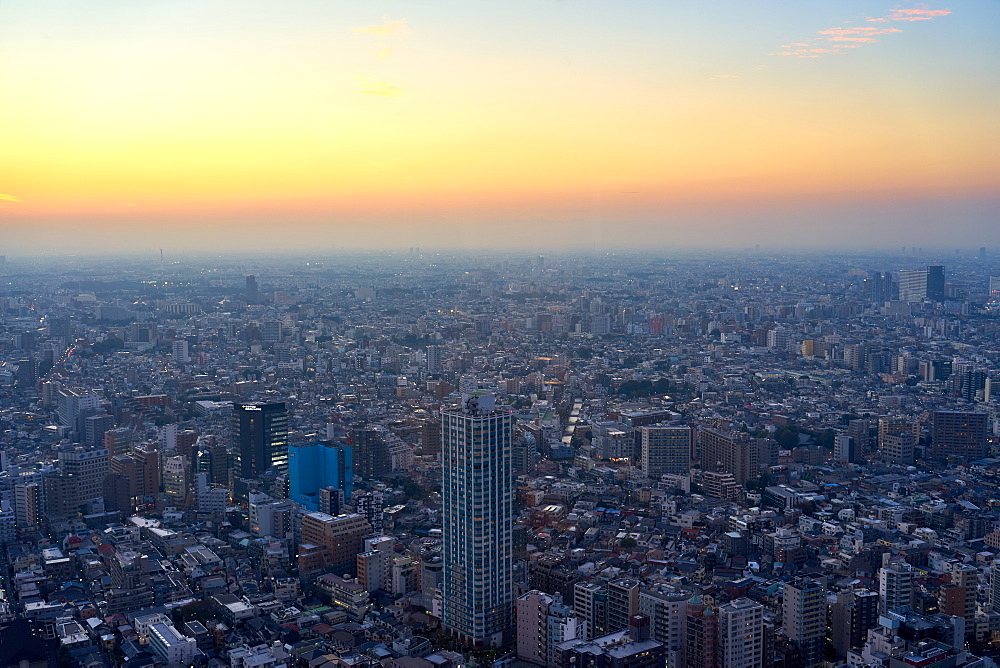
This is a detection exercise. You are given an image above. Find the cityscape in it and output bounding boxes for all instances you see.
[2,0,999,667]
[0,250,995,667]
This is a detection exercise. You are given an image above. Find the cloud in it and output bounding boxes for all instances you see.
[376,47,394,62]
[351,17,410,39]
[0,194,22,202]
[711,74,740,79]
[358,80,404,97]
[818,27,901,36]
[775,7,949,58]
[887,8,952,21]
[827,36,877,42]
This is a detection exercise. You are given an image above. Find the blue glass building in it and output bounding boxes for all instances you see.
[288,440,353,511]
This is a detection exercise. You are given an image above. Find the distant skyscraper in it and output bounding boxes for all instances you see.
[287,440,353,511]
[926,265,945,301]
[245,274,259,303]
[868,271,894,304]
[442,393,514,647]
[233,402,288,479]
[898,269,928,302]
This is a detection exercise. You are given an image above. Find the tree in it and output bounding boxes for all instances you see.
[620,537,637,550]
[775,426,800,450]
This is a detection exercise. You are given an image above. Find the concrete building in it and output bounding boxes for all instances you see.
[299,511,371,577]
[640,425,691,477]
[717,597,764,668]
[782,578,825,668]
[441,393,514,647]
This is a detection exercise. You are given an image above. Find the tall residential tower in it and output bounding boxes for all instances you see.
[441,393,514,647]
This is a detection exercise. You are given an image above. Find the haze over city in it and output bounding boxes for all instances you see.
[1,1,997,254]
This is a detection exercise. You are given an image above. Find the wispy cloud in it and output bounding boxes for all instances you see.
[351,17,410,39]
[774,7,950,58]
[818,27,902,37]
[357,78,403,97]
[0,194,22,202]
[376,47,394,62]
[886,8,952,21]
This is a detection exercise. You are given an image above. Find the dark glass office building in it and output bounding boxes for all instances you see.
[233,402,288,478]
[927,265,945,301]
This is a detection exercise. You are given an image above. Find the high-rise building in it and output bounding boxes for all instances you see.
[59,446,110,508]
[831,590,879,657]
[878,418,919,449]
[350,426,391,480]
[879,433,916,465]
[84,414,114,449]
[426,345,444,373]
[639,587,690,667]
[879,555,914,614]
[516,591,586,666]
[353,490,384,534]
[195,440,230,487]
[420,417,441,456]
[299,511,371,577]
[162,455,190,505]
[573,582,607,640]
[877,418,919,465]
[245,274,259,303]
[103,427,133,457]
[233,402,288,478]
[717,597,764,668]
[441,393,514,647]
[250,496,296,540]
[172,339,190,363]
[287,440,353,511]
[698,428,758,485]
[847,419,875,457]
[939,563,977,638]
[782,578,825,668]
[834,434,855,463]
[606,578,640,633]
[13,482,42,529]
[926,265,946,301]
[990,561,1000,613]
[104,470,133,512]
[898,269,928,302]
[685,596,718,668]
[931,410,989,460]
[868,271,895,304]
[640,425,691,478]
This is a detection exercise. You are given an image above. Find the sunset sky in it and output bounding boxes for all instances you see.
[1,1,997,253]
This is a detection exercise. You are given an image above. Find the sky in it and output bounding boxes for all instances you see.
[0,1,997,254]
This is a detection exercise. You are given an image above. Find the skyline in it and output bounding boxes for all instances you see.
[1,1,997,254]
